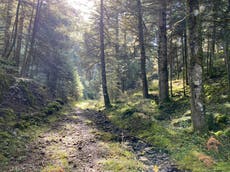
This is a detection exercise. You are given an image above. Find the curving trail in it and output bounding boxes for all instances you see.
[7,108,186,172]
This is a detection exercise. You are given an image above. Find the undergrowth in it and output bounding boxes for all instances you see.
[0,100,65,170]
[99,142,146,172]
[78,79,230,172]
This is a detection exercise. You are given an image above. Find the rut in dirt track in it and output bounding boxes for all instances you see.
[7,107,187,172]
[78,108,187,172]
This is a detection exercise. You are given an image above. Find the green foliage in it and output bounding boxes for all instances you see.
[17,80,36,106]
[0,70,15,102]
[207,112,229,131]
[171,116,192,128]
[223,128,230,137]
[0,100,69,170]
[44,100,63,115]
[0,108,17,127]
[74,71,84,100]
[97,78,229,172]
[213,162,230,172]
[0,59,18,74]
[139,123,172,149]
[82,79,102,100]
[204,80,229,104]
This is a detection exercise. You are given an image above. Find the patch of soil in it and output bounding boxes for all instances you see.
[6,110,106,172]
[5,107,187,172]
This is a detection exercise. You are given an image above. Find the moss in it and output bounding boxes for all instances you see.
[16,80,36,105]
[139,123,172,149]
[72,78,230,172]
[171,116,192,128]
[213,162,230,171]
[0,108,17,127]
[44,101,63,115]
[177,150,211,172]
[214,113,228,124]
[0,131,12,138]
[0,70,15,102]
[41,165,64,172]
[223,127,230,137]
[92,131,117,141]
[100,143,145,172]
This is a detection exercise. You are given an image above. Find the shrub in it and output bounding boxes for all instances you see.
[44,101,63,115]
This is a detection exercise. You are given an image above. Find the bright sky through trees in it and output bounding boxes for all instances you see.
[67,0,95,21]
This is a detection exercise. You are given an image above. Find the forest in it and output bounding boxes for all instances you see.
[0,0,229,171]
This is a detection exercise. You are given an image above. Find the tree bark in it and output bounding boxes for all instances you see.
[14,2,24,68]
[137,0,149,98]
[2,0,13,57]
[187,0,206,133]
[181,35,186,96]
[100,0,111,108]
[21,0,36,76]
[21,0,42,77]
[224,0,230,98]
[169,36,173,97]
[3,0,21,59]
[158,0,169,102]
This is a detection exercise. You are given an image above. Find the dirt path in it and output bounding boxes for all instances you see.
[6,108,184,172]
[7,108,107,172]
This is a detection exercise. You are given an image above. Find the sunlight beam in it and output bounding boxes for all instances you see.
[67,0,95,22]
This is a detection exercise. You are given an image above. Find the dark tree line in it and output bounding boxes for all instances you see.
[0,0,82,100]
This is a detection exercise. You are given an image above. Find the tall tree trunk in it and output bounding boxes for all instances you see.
[169,36,173,97]
[21,0,42,77]
[224,0,230,98]
[181,35,186,96]
[158,0,169,102]
[115,13,121,93]
[100,0,111,108]
[206,36,210,75]
[184,19,189,85]
[176,46,179,80]
[137,0,149,98]
[14,3,24,68]
[21,0,36,76]
[121,29,127,93]
[2,0,13,57]
[187,0,206,133]
[209,0,218,77]
[4,0,21,59]
[224,40,230,98]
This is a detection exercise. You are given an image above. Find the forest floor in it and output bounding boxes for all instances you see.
[1,78,229,172]
[4,106,183,172]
